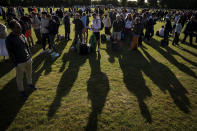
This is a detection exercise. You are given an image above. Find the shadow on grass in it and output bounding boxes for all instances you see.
[104,39,191,122]
[118,50,152,123]
[33,41,68,84]
[0,59,13,78]
[47,48,88,118]
[0,41,67,130]
[0,77,35,130]
[104,42,153,123]
[150,39,197,79]
[86,52,110,131]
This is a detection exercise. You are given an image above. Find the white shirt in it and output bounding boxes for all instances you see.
[91,19,101,32]
[159,28,164,37]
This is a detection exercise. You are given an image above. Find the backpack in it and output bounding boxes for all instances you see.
[80,43,89,55]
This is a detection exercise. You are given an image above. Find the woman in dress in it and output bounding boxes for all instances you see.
[0,23,8,60]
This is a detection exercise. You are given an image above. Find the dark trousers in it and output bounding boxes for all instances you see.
[172,32,180,45]
[34,28,42,44]
[74,31,82,44]
[41,33,50,50]
[164,31,169,42]
[183,32,193,45]
[138,35,143,45]
[145,30,151,41]
[65,28,70,40]
[49,34,56,51]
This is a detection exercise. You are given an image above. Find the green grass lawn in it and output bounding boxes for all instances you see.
[0,13,197,130]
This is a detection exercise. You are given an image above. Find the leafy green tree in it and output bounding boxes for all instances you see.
[148,0,158,7]
[137,0,145,6]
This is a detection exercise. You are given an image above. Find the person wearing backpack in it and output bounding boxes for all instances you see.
[91,13,101,52]
[47,14,59,58]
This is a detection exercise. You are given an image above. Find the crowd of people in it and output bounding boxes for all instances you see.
[0,6,197,99]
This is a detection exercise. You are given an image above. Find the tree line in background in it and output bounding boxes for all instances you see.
[0,0,197,9]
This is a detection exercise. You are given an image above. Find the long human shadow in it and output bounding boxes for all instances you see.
[141,48,191,113]
[47,49,88,118]
[166,46,197,67]
[0,40,67,130]
[32,41,68,85]
[0,77,34,130]
[176,45,197,58]
[86,52,110,131]
[149,39,197,79]
[0,59,13,78]
[0,52,45,130]
[118,50,152,123]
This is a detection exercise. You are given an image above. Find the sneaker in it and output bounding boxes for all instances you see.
[20,91,28,99]
[40,50,46,54]
[48,49,52,53]
[97,48,100,52]
[29,84,37,90]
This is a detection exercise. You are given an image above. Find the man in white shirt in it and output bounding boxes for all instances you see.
[91,13,101,52]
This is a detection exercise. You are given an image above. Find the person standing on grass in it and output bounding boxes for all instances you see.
[172,19,182,46]
[20,14,34,47]
[6,20,37,99]
[104,12,112,36]
[63,12,71,41]
[0,23,9,60]
[164,17,172,43]
[133,17,144,46]
[47,14,60,58]
[81,12,88,43]
[112,14,124,42]
[182,16,196,45]
[32,12,42,45]
[91,13,101,52]
[40,12,51,54]
[72,13,84,47]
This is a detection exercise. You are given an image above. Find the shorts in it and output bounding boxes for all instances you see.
[112,32,121,41]
[94,32,100,41]
[25,29,32,37]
